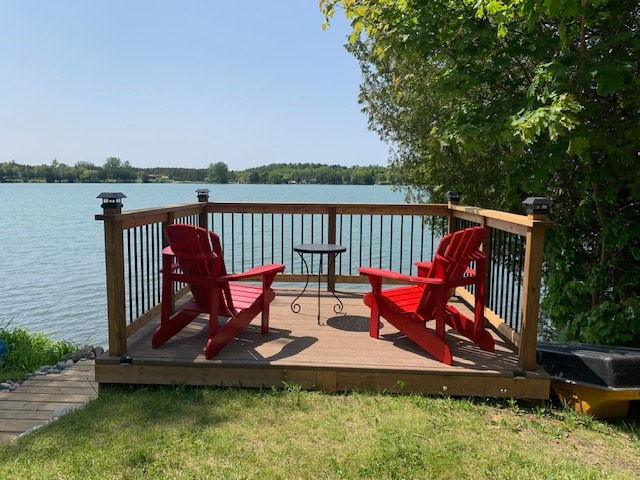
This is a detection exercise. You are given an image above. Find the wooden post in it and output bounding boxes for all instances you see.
[163,213,175,316]
[196,188,210,230]
[479,216,491,319]
[446,191,460,234]
[327,207,337,292]
[97,193,127,357]
[519,197,553,371]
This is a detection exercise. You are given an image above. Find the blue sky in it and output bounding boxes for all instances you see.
[1,1,390,170]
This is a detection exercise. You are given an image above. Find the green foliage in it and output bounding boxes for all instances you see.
[0,321,80,381]
[206,161,230,184]
[144,166,208,182]
[234,162,388,185]
[102,156,135,182]
[323,0,640,345]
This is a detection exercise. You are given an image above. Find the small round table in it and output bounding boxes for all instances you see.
[291,243,347,325]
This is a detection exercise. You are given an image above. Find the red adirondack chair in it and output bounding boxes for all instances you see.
[358,226,494,365]
[152,224,285,359]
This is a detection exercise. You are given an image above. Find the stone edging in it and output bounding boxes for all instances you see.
[0,346,104,393]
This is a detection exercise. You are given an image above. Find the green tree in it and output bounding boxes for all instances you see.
[351,167,374,185]
[267,171,284,184]
[323,0,640,345]
[0,162,22,182]
[103,157,134,182]
[74,161,97,170]
[32,164,49,182]
[79,168,100,183]
[247,170,261,183]
[206,162,230,184]
[136,171,150,183]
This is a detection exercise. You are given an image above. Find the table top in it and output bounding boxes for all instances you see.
[293,243,347,254]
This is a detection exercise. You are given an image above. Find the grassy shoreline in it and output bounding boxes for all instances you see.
[0,321,80,382]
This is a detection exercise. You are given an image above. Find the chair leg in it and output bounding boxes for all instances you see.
[369,312,380,339]
[152,309,200,348]
[261,297,270,334]
[204,291,275,359]
[363,293,381,338]
[435,289,447,339]
[445,306,495,352]
[205,309,257,359]
[387,316,453,365]
[365,277,383,339]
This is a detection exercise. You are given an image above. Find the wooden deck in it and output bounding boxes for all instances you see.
[95,289,550,400]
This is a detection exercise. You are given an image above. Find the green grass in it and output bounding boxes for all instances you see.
[1,386,638,479]
[0,321,80,382]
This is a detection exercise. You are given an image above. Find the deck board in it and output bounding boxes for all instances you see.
[96,289,549,399]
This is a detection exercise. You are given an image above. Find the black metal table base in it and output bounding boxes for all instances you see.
[290,244,346,325]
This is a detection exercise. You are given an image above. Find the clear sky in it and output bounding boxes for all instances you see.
[0,1,390,170]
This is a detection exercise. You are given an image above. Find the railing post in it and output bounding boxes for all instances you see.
[327,207,337,292]
[196,188,210,230]
[519,197,553,371]
[446,191,460,234]
[97,193,127,357]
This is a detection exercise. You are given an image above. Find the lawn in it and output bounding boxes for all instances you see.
[0,385,638,479]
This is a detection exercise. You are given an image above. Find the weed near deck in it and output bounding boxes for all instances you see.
[1,386,638,479]
[0,321,79,382]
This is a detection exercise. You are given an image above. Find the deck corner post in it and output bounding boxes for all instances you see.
[446,190,460,234]
[480,219,491,313]
[162,214,177,315]
[519,197,552,371]
[196,188,210,231]
[97,193,128,357]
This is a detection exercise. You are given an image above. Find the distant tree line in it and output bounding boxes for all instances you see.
[1,158,139,183]
[1,158,391,185]
[222,162,391,185]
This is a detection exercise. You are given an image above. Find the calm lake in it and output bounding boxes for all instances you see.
[0,183,405,347]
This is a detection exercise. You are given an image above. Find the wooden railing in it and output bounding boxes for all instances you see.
[96,193,552,371]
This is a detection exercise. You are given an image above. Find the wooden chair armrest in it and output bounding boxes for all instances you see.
[414,261,434,268]
[219,264,285,282]
[414,261,434,277]
[358,267,443,285]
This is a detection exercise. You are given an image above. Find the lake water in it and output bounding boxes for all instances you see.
[0,183,405,347]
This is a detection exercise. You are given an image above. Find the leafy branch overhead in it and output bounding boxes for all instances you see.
[322,0,640,345]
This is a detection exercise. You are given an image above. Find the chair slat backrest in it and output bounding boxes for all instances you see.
[416,226,486,318]
[165,224,231,311]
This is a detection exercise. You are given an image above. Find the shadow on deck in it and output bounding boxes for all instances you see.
[95,289,549,400]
